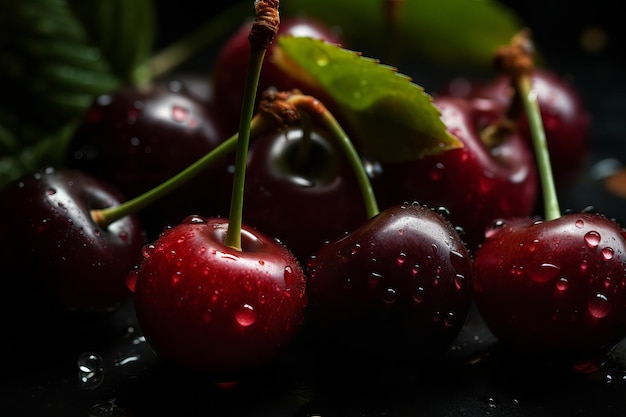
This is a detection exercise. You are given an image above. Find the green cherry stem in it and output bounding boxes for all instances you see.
[90,114,275,228]
[290,94,380,219]
[224,0,280,251]
[495,29,561,221]
[517,74,561,221]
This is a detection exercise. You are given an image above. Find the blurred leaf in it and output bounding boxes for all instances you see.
[0,0,157,189]
[281,0,526,70]
[274,37,462,163]
[68,0,156,85]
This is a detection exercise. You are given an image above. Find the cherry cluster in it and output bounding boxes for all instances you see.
[2,12,625,385]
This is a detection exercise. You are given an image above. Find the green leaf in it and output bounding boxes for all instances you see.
[68,0,156,85]
[273,37,462,162]
[281,0,526,70]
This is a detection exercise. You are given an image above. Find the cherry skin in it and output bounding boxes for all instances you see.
[212,15,345,132]
[445,68,591,187]
[305,202,474,368]
[373,95,538,250]
[130,215,308,380]
[65,78,230,238]
[218,124,369,263]
[0,166,146,312]
[473,212,626,359]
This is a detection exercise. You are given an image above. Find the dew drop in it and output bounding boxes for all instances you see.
[383,287,397,304]
[531,263,561,283]
[454,274,466,291]
[396,253,407,266]
[588,293,611,318]
[313,49,330,66]
[413,286,425,303]
[584,231,601,248]
[555,277,569,292]
[126,268,138,292]
[118,230,129,242]
[575,219,585,228]
[601,247,614,260]
[171,272,182,285]
[485,219,506,239]
[235,304,257,326]
[46,188,56,195]
[142,244,156,259]
[284,265,296,287]
[77,352,104,390]
[171,105,190,122]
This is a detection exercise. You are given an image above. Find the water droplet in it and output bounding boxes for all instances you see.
[575,219,585,228]
[284,265,296,287]
[601,247,614,260]
[584,231,601,248]
[313,49,330,66]
[485,219,506,239]
[171,105,190,123]
[126,268,138,292]
[77,352,104,390]
[142,244,156,259]
[532,263,561,283]
[454,274,466,291]
[588,293,611,318]
[383,287,397,304]
[235,304,257,326]
[555,277,569,292]
[46,188,56,195]
[171,272,182,285]
[396,253,407,266]
[413,286,425,303]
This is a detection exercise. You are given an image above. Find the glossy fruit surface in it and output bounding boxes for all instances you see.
[374,95,538,250]
[0,166,146,312]
[227,124,369,262]
[305,203,474,364]
[473,212,626,358]
[445,68,591,187]
[212,15,345,131]
[65,79,230,237]
[130,215,307,380]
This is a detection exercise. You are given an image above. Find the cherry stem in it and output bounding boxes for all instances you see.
[90,114,275,228]
[224,0,280,251]
[288,94,380,219]
[494,29,561,221]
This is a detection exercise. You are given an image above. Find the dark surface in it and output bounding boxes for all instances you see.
[3,1,626,416]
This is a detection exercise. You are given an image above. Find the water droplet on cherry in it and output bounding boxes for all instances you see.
[234,304,257,326]
[584,231,601,248]
[383,287,397,304]
[588,293,611,318]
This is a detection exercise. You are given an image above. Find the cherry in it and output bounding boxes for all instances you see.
[444,67,591,187]
[65,78,231,238]
[130,2,307,381]
[129,215,307,379]
[373,94,538,250]
[474,213,626,357]
[212,15,345,132]
[472,30,626,362]
[0,166,146,312]
[305,203,474,368]
[220,123,369,262]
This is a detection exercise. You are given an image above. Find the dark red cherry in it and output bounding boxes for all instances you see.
[0,166,146,312]
[65,78,231,238]
[373,95,538,250]
[474,212,626,359]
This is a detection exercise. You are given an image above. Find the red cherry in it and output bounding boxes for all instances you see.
[130,215,307,380]
[219,124,369,262]
[445,68,591,187]
[473,212,626,359]
[0,166,146,312]
[65,78,230,238]
[374,95,538,250]
[212,15,345,131]
[305,203,474,367]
